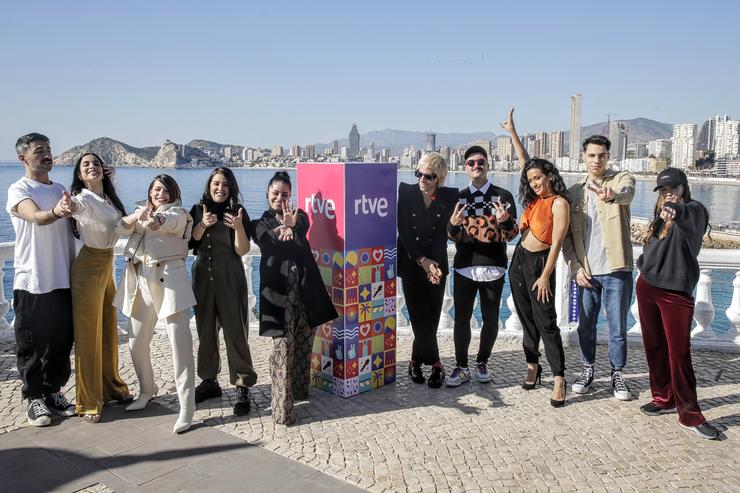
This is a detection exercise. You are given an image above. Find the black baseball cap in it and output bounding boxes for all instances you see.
[464,145,488,161]
[653,167,688,191]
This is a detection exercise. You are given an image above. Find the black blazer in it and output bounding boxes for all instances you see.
[396,182,458,283]
[250,209,338,337]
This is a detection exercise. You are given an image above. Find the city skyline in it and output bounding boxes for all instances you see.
[1,1,739,160]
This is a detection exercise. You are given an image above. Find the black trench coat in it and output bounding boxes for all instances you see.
[250,209,338,337]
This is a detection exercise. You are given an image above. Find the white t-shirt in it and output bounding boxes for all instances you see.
[72,188,122,249]
[6,177,76,294]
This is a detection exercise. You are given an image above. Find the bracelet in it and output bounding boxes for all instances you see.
[51,207,62,218]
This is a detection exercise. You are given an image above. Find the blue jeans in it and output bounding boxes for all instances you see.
[577,271,633,369]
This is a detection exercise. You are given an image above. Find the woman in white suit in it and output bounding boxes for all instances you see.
[113,174,196,434]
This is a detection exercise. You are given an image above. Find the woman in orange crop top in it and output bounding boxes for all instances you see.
[501,108,571,407]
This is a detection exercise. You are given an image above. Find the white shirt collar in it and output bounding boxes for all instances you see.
[468,181,491,195]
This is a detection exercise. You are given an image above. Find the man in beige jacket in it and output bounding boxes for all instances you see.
[562,135,635,401]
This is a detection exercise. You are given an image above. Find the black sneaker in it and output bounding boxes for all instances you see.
[195,379,223,403]
[233,386,250,416]
[44,392,75,416]
[640,402,674,416]
[572,366,594,394]
[27,398,52,426]
[611,369,631,401]
[680,421,720,440]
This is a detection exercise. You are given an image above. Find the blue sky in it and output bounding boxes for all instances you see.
[1,0,738,160]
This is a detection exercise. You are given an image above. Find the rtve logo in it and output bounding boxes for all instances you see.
[354,194,388,217]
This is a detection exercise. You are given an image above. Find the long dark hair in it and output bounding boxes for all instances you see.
[517,158,569,209]
[70,152,127,239]
[149,174,182,206]
[644,183,710,242]
[200,167,241,216]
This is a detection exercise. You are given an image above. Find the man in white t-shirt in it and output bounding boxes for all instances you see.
[6,133,77,426]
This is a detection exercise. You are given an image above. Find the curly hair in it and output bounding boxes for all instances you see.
[517,158,570,209]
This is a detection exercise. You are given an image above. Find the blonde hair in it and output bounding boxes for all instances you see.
[417,152,448,186]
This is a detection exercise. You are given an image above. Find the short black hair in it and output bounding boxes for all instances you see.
[464,145,488,161]
[268,171,292,191]
[16,133,50,155]
[582,135,611,152]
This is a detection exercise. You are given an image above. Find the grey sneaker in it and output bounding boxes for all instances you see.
[640,402,675,416]
[27,398,52,426]
[611,369,631,401]
[44,392,76,416]
[475,362,491,383]
[446,367,470,387]
[572,366,594,394]
[680,421,720,440]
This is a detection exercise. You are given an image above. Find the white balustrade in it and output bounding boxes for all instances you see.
[691,269,716,340]
[243,242,259,327]
[438,274,454,330]
[395,278,409,328]
[2,239,740,353]
[627,273,642,338]
[724,271,740,346]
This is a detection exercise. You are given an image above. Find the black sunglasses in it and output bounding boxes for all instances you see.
[414,169,438,181]
[465,158,487,168]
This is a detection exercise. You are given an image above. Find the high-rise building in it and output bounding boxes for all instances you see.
[272,146,284,157]
[349,123,360,158]
[380,148,391,163]
[438,146,451,163]
[534,131,548,158]
[469,139,492,161]
[608,122,628,160]
[425,133,436,153]
[549,131,564,159]
[627,143,648,159]
[340,147,349,159]
[223,146,233,159]
[569,93,582,160]
[495,136,512,161]
[715,119,740,157]
[671,123,697,169]
[303,145,316,159]
[331,140,340,155]
[366,141,376,162]
[648,139,672,160]
[290,145,301,157]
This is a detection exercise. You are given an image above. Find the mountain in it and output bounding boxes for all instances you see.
[55,137,156,166]
[579,118,673,144]
[55,137,219,168]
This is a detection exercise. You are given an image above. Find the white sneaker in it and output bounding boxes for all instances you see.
[611,370,631,401]
[446,367,470,387]
[475,362,491,383]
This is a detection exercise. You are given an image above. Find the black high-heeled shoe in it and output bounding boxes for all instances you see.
[522,364,542,390]
[550,377,566,407]
[408,362,425,384]
[427,365,445,389]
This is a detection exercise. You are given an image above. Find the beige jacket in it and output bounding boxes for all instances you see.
[562,169,635,276]
[112,203,195,318]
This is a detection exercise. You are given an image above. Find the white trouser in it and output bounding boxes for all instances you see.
[127,292,195,414]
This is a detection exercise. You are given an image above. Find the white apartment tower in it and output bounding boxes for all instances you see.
[608,122,628,160]
[715,119,740,157]
[569,93,582,160]
[496,136,513,162]
[550,130,564,159]
[671,123,697,169]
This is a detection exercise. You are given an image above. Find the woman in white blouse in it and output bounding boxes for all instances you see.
[69,153,132,423]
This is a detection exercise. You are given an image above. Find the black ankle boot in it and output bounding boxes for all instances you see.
[409,362,425,384]
[428,366,445,389]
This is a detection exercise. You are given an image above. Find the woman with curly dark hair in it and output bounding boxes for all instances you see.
[500,108,570,407]
[636,168,719,440]
[69,153,132,423]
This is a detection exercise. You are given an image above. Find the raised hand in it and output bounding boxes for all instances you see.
[278,201,297,228]
[492,198,510,223]
[224,207,244,231]
[499,107,516,134]
[56,191,76,216]
[659,205,677,221]
[145,212,163,231]
[201,204,217,228]
[450,202,466,226]
[587,180,615,202]
[103,165,116,178]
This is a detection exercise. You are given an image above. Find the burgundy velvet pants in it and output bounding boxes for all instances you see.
[636,276,705,427]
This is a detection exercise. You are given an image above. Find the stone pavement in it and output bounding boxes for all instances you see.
[1,330,739,492]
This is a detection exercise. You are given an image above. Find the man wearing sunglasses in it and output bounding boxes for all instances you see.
[446,145,518,387]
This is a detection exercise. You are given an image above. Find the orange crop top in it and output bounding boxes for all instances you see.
[520,195,557,245]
